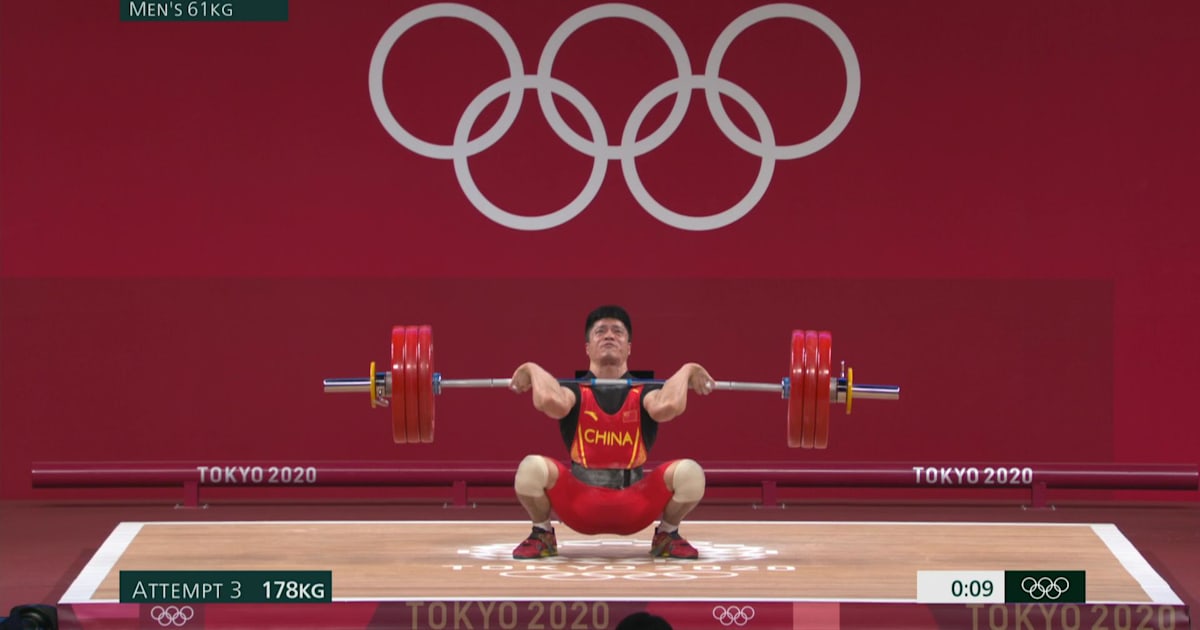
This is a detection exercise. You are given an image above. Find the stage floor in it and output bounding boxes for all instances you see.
[56,519,1189,629]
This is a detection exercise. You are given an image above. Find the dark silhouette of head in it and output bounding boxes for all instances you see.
[615,611,673,630]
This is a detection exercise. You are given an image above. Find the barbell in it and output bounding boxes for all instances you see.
[323,325,900,449]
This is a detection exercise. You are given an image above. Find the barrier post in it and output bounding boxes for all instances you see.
[759,480,780,509]
[1028,480,1050,510]
[181,480,200,509]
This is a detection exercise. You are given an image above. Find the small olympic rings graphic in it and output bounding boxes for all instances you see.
[1021,576,1071,600]
[369,3,860,231]
[713,605,756,626]
[149,605,195,627]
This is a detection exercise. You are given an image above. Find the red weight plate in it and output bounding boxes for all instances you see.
[417,325,435,443]
[404,326,421,444]
[813,331,832,449]
[801,330,819,449]
[396,326,415,444]
[787,330,806,447]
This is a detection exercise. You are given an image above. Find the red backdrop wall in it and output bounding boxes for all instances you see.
[1,1,1196,499]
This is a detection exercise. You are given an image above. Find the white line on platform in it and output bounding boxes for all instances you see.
[60,522,144,604]
[1090,523,1184,605]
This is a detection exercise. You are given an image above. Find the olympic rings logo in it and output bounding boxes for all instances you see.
[149,605,195,627]
[1021,576,1071,600]
[369,3,861,231]
[713,605,756,626]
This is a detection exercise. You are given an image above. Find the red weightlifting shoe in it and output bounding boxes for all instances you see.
[650,529,699,559]
[512,526,558,559]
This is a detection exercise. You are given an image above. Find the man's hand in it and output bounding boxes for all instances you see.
[509,362,537,394]
[686,363,716,396]
[510,362,576,419]
[644,362,714,422]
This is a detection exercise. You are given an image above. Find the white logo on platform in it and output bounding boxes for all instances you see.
[714,605,756,626]
[369,3,860,231]
[150,605,194,627]
[450,538,782,581]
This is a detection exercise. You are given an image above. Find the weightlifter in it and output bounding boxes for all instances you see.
[508,305,714,559]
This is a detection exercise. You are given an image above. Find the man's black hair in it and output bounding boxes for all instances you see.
[585,305,632,341]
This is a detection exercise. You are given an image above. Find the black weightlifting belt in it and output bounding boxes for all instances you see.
[571,462,644,489]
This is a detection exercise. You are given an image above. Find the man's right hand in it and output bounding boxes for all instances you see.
[509,362,537,394]
[511,362,576,419]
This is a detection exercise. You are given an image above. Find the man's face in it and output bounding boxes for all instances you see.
[586,317,631,367]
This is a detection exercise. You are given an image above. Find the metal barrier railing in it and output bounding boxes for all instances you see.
[31,461,1199,509]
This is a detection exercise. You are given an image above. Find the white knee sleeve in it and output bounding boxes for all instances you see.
[514,455,550,497]
[671,459,705,503]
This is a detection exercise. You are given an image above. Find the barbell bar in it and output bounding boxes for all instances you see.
[323,326,900,448]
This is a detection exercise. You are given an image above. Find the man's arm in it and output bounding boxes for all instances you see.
[643,362,714,422]
[510,362,577,419]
